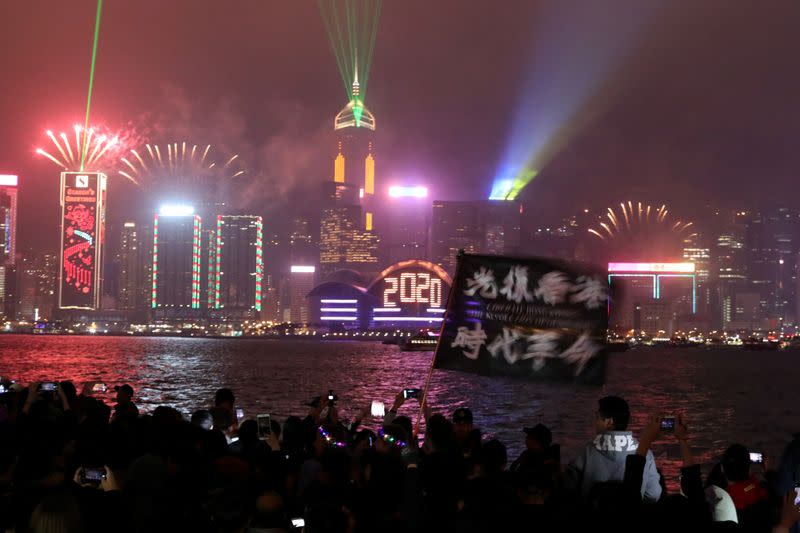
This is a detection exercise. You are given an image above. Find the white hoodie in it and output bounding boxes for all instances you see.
[567,431,662,502]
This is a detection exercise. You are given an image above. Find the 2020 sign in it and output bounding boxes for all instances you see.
[383,272,443,308]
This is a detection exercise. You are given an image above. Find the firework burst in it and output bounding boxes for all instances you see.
[118,142,244,187]
[36,124,126,175]
[587,201,695,242]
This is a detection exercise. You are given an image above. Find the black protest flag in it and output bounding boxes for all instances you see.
[433,253,609,385]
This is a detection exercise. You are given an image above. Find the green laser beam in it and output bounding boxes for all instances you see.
[80,0,103,171]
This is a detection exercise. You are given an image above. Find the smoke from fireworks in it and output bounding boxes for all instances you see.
[35,124,129,177]
[118,142,244,188]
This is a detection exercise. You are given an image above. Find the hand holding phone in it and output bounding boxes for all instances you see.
[80,466,107,485]
[403,388,421,400]
[371,400,385,418]
[91,382,107,393]
[750,452,764,464]
[236,407,245,421]
[660,416,676,432]
[38,382,57,393]
[257,414,272,439]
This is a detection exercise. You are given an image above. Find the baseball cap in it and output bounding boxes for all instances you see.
[114,384,134,396]
[523,424,552,448]
[452,407,473,424]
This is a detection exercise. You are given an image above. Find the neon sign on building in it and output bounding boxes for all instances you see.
[59,172,106,310]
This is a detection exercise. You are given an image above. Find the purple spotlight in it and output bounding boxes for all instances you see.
[388,185,428,198]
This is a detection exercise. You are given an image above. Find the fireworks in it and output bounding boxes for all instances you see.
[588,201,695,241]
[118,142,244,187]
[36,125,122,174]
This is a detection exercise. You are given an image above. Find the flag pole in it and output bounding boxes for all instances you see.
[413,250,464,437]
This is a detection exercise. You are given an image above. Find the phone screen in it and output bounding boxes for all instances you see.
[795,485,800,505]
[39,382,57,392]
[92,383,107,393]
[236,408,244,421]
[749,452,763,464]
[403,388,420,400]
[291,518,305,527]
[660,417,675,431]
[257,414,271,438]
[371,400,385,418]
[82,467,106,482]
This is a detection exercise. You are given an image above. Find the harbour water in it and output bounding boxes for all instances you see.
[1,334,798,486]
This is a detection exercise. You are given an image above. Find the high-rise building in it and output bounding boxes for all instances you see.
[211,215,263,318]
[430,200,521,273]
[0,175,18,266]
[117,222,141,310]
[334,67,376,231]
[59,172,107,310]
[288,265,315,324]
[715,211,748,328]
[682,233,711,313]
[289,216,316,265]
[746,207,799,325]
[383,186,430,264]
[151,205,202,318]
[319,182,379,276]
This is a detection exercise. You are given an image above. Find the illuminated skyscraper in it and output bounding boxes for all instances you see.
[151,205,202,317]
[212,215,263,317]
[289,265,316,324]
[0,175,18,266]
[59,172,107,310]
[333,68,377,230]
[319,182,379,277]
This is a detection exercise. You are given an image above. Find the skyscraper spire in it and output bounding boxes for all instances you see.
[352,52,360,98]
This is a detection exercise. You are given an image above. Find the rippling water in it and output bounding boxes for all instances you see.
[1,334,798,487]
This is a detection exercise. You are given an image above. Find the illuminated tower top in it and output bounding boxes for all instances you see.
[335,57,376,131]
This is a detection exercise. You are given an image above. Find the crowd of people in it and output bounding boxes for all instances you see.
[1,379,799,532]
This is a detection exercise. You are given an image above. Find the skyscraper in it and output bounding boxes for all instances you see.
[714,210,749,328]
[117,222,141,310]
[288,265,315,324]
[334,68,376,230]
[319,182,379,277]
[59,172,106,310]
[0,175,18,266]
[151,205,202,318]
[430,200,521,273]
[0,175,18,318]
[212,215,263,317]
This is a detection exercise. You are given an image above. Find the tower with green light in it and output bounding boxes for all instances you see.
[333,61,376,232]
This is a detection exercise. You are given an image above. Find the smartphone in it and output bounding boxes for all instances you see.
[327,390,337,402]
[236,407,244,421]
[81,467,107,484]
[92,382,107,393]
[38,382,57,392]
[795,482,800,505]
[659,416,675,432]
[0,384,6,394]
[403,388,421,400]
[257,414,272,438]
[749,452,764,464]
[371,400,385,418]
[290,518,305,528]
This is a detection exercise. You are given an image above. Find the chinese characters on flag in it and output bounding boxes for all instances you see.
[435,253,609,384]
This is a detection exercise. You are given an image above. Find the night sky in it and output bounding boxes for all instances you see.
[2,0,800,250]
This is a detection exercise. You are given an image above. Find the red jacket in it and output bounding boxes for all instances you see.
[725,475,769,510]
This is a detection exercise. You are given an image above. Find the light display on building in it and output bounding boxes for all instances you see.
[367,260,452,324]
[151,205,201,311]
[59,172,106,310]
[212,215,263,314]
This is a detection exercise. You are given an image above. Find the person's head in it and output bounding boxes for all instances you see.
[426,414,456,454]
[28,491,84,533]
[722,444,751,482]
[237,419,258,443]
[523,424,552,452]
[251,490,288,531]
[114,384,134,404]
[596,396,630,432]
[478,439,507,475]
[191,409,213,431]
[353,429,376,451]
[393,415,414,447]
[211,407,234,434]
[452,407,474,440]
[214,388,235,410]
